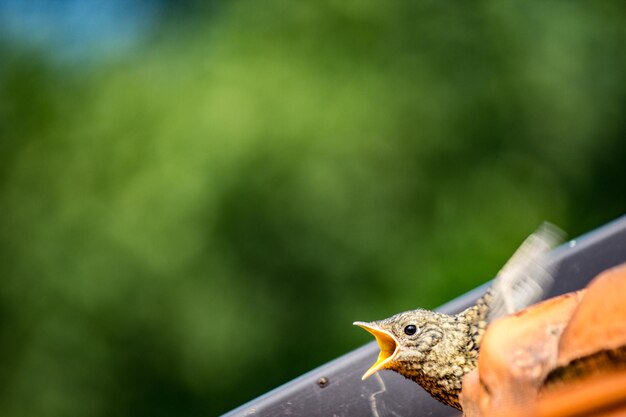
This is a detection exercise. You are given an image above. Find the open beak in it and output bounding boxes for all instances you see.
[353,321,399,380]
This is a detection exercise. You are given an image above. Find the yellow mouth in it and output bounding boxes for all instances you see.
[353,321,399,380]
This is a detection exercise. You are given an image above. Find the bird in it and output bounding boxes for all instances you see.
[354,223,564,411]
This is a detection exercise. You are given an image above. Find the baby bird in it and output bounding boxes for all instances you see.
[354,224,563,410]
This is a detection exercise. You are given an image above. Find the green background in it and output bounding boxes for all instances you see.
[1,1,625,416]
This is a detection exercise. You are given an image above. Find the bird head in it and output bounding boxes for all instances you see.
[354,309,451,380]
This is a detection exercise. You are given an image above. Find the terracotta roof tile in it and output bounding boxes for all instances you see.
[461,263,626,417]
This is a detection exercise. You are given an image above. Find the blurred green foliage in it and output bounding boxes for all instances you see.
[1,1,625,416]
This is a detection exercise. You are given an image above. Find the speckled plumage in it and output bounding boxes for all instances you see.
[364,291,493,409]
[355,224,563,411]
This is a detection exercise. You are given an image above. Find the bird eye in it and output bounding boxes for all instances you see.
[404,325,418,335]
